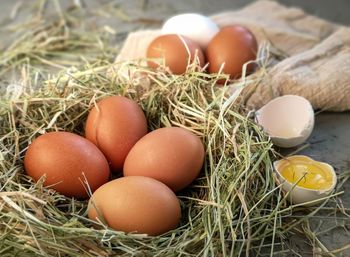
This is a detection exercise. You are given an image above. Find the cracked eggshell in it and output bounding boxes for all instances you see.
[274,155,337,206]
[256,95,314,148]
[161,13,219,49]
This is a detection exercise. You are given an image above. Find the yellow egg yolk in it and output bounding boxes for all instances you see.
[280,161,333,190]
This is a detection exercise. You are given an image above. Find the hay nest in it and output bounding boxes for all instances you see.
[1,60,340,256]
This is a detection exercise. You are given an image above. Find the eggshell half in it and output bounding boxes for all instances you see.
[256,95,314,148]
[88,176,181,236]
[274,155,337,206]
[161,13,219,49]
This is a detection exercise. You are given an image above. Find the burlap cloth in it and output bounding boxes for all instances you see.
[115,0,350,111]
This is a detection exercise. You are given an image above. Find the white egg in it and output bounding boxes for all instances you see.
[161,13,219,49]
[274,155,337,206]
[255,95,314,148]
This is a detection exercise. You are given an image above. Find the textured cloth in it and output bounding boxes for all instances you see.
[115,0,350,111]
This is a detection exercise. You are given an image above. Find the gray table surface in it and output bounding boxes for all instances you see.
[1,0,349,256]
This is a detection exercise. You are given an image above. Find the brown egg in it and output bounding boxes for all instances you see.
[206,25,258,82]
[123,127,205,192]
[88,176,181,236]
[146,34,205,74]
[85,96,148,172]
[24,132,110,199]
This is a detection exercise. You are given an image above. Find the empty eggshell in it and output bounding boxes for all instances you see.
[274,155,337,205]
[161,13,219,49]
[255,95,314,148]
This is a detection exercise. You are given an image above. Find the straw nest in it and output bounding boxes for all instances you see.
[0,1,345,257]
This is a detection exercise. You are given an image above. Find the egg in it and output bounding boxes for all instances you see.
[161,13,219,49]
[206,25,258,81]
[88,176,181,236]
[85,96,148,172]
[255,95,314,148]
[146,34,205,75]
[123,127,205,192]
[274,155,337,205]
[24,132,110,199]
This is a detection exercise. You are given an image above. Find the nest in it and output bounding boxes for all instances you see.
[0,60,338,256]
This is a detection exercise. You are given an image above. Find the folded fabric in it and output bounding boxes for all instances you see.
[115,0,350,111]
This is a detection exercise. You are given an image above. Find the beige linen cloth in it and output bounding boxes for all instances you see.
[114,0,350,111]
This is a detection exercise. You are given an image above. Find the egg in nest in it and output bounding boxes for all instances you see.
[146,34,205,74]
[24,132,110,199]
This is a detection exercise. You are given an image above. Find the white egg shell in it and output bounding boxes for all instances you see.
[256,95,314,148]
[274,155,337,206]
[161,13,219,49]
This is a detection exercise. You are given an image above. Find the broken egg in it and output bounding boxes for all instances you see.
[256,95,314,148]
[274,155,337,205]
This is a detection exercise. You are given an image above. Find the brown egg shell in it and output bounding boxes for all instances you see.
[206,25,258,82]
[123,127,205,192]
[24,131,110,199]
[146,34,205,75]
[85,96,148,172]
[88,176,181,236]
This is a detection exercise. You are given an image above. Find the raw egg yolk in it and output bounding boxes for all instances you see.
[280,161,333,190]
